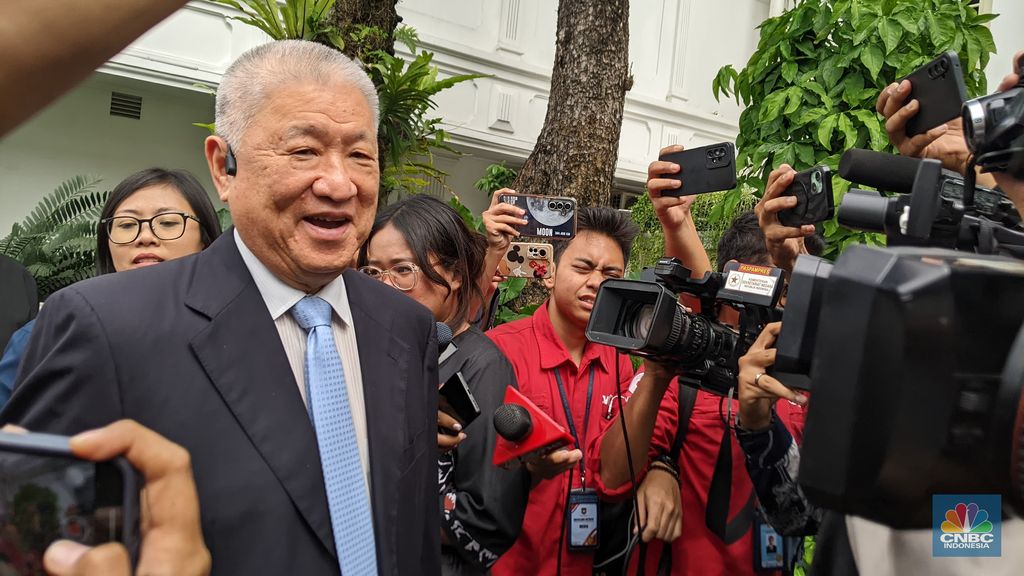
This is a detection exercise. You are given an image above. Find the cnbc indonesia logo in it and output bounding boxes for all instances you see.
[933,495,1001,557]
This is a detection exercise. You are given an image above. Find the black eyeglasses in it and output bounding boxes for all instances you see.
[101,212,201,244]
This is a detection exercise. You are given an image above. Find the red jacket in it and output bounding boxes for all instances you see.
[488,302,635,576]
[588,374,807,576]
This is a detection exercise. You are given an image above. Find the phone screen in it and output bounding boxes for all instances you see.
[0,453,128,574]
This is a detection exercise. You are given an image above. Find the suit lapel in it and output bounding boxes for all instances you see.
[344,269,409,570]
[185,233,336,557]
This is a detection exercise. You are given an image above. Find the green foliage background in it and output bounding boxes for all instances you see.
[711,0,997,257]
[0,177,108,299]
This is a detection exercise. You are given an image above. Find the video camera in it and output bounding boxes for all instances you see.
[963,53,1024,178]
[585,258,784,397]
[773,244,1024,528]
[837,149,1024,257]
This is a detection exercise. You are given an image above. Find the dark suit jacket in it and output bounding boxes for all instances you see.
[0,254,38,353]
[2,232,440,575]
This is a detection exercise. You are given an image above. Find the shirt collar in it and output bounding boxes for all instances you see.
[532,300,608,373]
[234,229,354,326]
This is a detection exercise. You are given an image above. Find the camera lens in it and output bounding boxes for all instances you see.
[625,304,656,340]
[811,171,822,194]
[539,249,547,256]
[962,99,987,152]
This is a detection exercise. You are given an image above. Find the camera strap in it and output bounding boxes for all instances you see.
[669,381,698,462]
[705,421,756,544]
[553,365,595,484]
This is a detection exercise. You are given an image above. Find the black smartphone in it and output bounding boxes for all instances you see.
[0,431,139,572]
[778,166,834,227]
[497,193,577,239]
[658,142,737,197]
[900,51,967,137]
[439,372,481,428]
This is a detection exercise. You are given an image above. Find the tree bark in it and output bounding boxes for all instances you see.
[513,0,631,208]
[329,0,402,60]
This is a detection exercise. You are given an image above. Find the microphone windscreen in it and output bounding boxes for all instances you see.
[493,403,532,442]
[435,322,453,347]
[838,149,921,194]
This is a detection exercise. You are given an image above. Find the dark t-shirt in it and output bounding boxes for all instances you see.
[440,326,530,575]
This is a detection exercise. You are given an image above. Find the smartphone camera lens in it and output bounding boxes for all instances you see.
[539,249,547,257]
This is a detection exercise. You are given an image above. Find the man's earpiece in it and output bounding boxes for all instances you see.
[225,145,237,177]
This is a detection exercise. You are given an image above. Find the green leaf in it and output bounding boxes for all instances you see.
[842,72,865,105]
[758,90,788,124]
[850,109,887,150]
[879,18,903,54]
[971,13,999,25]
[796,143,816,167]
[838,113,858,150]
[821,58,844,88]
[817,115,838,148]
[974,24,996,55]
[795,108,828,126]
[782,61,798,83]
[784,87,804,114]
[803,81,834,108]
[892,7,920,33]
[860,44,885,80]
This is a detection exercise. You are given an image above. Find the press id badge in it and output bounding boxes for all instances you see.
[567,488,600,551]
[753,515,786,571]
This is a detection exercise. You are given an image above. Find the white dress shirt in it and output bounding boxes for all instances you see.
[234,230,371,493]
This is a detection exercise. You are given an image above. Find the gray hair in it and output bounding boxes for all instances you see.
[215,39,380,149]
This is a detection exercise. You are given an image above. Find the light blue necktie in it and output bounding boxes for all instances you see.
[291,296,378,575]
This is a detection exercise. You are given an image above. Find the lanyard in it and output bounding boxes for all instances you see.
[553,364,595,485]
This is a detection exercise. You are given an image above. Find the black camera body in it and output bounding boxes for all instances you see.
[586,258,784,396]
[776,246,1024,528]
[962,53,1024,177]
[837,150,1024,258]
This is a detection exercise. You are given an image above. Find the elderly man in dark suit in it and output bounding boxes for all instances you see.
[3,40,439,576]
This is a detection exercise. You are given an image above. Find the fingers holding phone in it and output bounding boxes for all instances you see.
[38,420,210,576]
[647,145,696,228]
[483,188,528,254]
[756,165,816,273]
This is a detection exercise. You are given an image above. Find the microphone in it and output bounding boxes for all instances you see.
[436,322,453,348]
[492,386,573,468]
[838,148,921,193]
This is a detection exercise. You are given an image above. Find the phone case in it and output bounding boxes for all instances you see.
[497,193,577,239]
[498,242,554,279]
[0,431,139,562]
[659,142,738,197]
[901,51,967,137]
[779,166,834,227]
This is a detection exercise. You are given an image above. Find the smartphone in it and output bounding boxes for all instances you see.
[497,193,577,239]
[778,166,834,227]
[439,371,481,428]
[658,142,738,197]
[498,241,554,279]
[900,51,967,137]
[0,431,139,571]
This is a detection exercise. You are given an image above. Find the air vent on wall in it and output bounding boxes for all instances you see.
[110,92,143,120]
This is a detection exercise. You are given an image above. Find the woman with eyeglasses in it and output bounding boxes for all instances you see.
[0,168,221,405]
[358,195,529,576]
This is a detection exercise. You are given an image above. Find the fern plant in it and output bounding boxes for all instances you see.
[0,176,108,299]
[214,0,344,49]
[711,0,997,257]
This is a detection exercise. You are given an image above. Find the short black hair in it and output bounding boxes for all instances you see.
[552,207,639,266]
[359,195,487,331]
[95,168,222,275]
[716,210,770,272]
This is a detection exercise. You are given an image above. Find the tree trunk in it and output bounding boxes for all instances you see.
[513,0,631,208]
[329,0,402,60]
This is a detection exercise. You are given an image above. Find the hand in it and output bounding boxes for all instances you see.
[43,420,210,576]
[437,410,466,452]
[524,448,582,482]
[876,79,970,174]
[482,188,527,255]
[636,466,681,543]
[647,145,697,230]
[992,52,1024,213]
[755,165,815,273]
[737,322,807,432]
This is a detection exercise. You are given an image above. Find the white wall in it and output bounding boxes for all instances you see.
[0,74,216,235]
[986,0,1023,91]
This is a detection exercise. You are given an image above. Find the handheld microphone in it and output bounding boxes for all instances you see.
[436,322,453,348]
[492,386,573,468]
[838,148,922,193]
